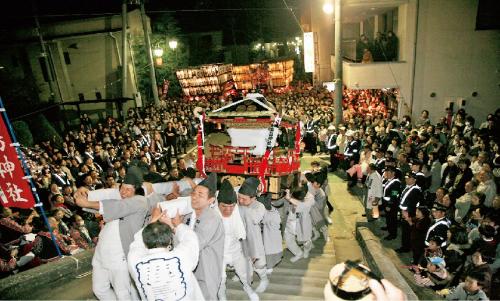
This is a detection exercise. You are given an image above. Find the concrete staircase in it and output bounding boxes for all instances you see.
[226,236,335,300]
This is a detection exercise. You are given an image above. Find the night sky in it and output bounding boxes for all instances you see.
[0,0,302,44]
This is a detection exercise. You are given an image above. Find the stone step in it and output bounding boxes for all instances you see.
[265,267,330,279]
[277,259,335,271]
[268,274,327,288]
[227,280,325,299]
[281,246,335,257]
[226,288,322,300]
[227,271,327,289]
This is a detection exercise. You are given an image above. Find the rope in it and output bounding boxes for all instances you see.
[63,255,80,270]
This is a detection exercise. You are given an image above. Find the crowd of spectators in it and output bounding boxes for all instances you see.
[307,101,498,299]
[0,97,221,277]
[357,31,399,63]
[1,83,499,300]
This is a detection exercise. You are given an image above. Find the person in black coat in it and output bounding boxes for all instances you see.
[424,203,450,249]
[304,117,318,155]
[449,158,473,199]
[344,130,361,187]
[374,148,386,175]
[326,126,338,171]
[397,171,424,253]
[410,159,427,190]
[382,166,402,240]
[409,206,432,264]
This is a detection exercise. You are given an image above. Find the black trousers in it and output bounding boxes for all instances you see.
[386,205,399,237]
[329,150,338,171]
[401,218,412,250]
[165,141,177,157]
[326,195,334,213]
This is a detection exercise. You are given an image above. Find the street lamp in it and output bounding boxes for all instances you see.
[322,2,334,14]
[153,46,164,66]
[153,46,164,57]
[169,40,178,50]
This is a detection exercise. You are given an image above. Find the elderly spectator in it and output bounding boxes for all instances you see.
[69,214,95,250]
[0,208,36,244]
[455,181,476,223]
[476,170,497,208]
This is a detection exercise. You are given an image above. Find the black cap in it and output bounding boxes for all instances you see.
[239,177,260,197]
[429,236,444,246]
[385,166,396,173]
[432,202,448,212]
[137,161,150,175]
[385,157,396,164]
[417,205,430,217]
[257,193,272,210]
[314,172,327,184]
[199,173,217,195]
[305,172,315,183]
[143,172,165,183]
[123,166,144,188]
[479,224,496,239]
[182,167,196,179]
[218,179,237,204]
[405,171,418,179]
[410,159,423,166]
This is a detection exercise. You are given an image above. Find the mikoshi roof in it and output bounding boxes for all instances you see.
[207,93,296,124]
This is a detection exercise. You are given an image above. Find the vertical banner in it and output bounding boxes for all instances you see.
[258,115,282,192]
[196,113,207,178]
[0,111,36,209]
[303,32,315,73]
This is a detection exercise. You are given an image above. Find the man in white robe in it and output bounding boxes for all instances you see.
[217,179,258,301]
[128,209,204,300]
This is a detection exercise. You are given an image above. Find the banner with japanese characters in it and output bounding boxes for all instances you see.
[0,113,36,209]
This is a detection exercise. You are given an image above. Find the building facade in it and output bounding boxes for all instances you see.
[302,0,500,122]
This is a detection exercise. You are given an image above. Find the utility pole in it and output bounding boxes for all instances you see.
[334,0,343,125]
[121,0,128,99]
[140,0,160,106]
[34,15,58,103]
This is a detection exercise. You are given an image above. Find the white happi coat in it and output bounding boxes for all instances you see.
[128,224,204,301]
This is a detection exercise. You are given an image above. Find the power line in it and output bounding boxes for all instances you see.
[282,0,303,33]
[4,7,300,19]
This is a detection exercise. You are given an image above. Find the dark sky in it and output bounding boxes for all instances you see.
[0,0,302,44]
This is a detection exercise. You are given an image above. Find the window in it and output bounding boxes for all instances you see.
[63,51,71,64]
[11,55,19,68]
[38,57,50,82]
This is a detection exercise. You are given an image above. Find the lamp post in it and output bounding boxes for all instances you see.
[169,40,178,61]
[334,0,343,126]
[324,1,343,125]
[140,0,160,106]
[168,40,178,50]
[153,46,164,66]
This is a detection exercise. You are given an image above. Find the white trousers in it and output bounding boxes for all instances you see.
[92,257,138,300]
[219,253,253,299]
[284,231,311,256]
[224,252,252,285]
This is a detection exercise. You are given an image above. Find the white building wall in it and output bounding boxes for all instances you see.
[412,0,500,123]
[57,33,122,101]
[311,0,333,83]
